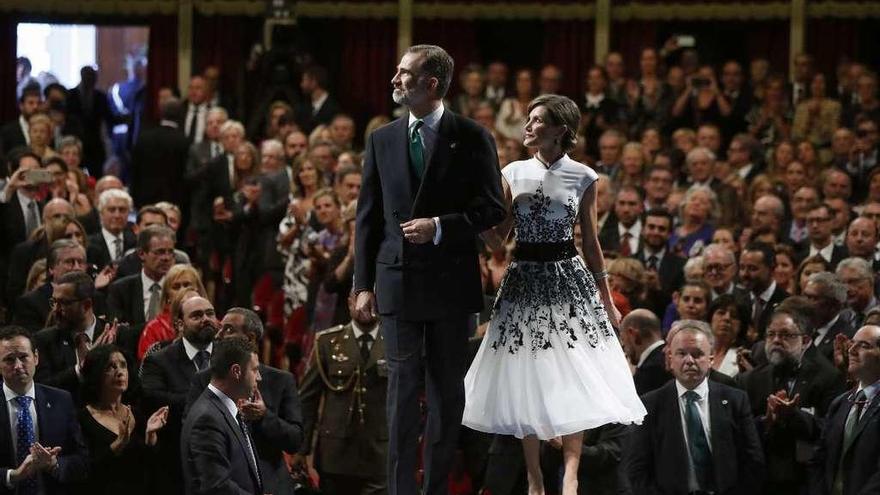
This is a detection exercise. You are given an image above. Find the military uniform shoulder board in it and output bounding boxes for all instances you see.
[315,324,346,339]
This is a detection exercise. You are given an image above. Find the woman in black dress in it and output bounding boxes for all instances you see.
[78,345,169,495]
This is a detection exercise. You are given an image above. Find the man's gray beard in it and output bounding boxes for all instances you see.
[393,88,426,107]
[767,348,797,367]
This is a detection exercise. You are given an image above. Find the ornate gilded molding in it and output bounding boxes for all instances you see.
[612,2,791,21]
[0,0,178,16]
[807,1,880,18]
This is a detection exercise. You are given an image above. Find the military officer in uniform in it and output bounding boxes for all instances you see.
[296,293,388,494]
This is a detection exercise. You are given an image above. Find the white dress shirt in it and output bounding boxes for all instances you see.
[207,384,259,478]
[408,103,446,245]
[617,219,642,254]
[19,115,30,146]
[4,382,39,488]
[351,321,379,352]
[140,270,165,320]
[809,242,835,264]
[185,103,207,143]
[311,92,329,115]
[183,338,213,372]
[101,227,125,262]
[16,189,40,233]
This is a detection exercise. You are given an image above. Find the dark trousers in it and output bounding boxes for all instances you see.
[382,314,474,495]
[321,473,387,495]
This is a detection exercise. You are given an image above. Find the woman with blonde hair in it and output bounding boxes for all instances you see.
[28,113,57,160]
[136,265,207,361]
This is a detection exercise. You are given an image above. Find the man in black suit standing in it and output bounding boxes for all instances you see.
[185,106,227,268]
[0,325,89,494]
[620,309,671,396]
[627,320,765,494]
[812,324,880,495]
[86,188,136,270]
[803,272,855,363]
[353,44,505,495]
[181,75,211,145]
[294,66,341,135]
[739,242,789,340]
[182,336,264,495]
[738,308,844,495]
[186,308,303,495]
[66,66,112,177]
[0,85,40,156]
[130,97,189,210]
[632,208,686,316]
[142,295,219,495]
[599,185,643,257]
[33,271,127,400]
[13,240,88,332]
[106,225,176,334]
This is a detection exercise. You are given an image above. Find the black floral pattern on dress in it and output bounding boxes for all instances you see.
[488,174,616,356]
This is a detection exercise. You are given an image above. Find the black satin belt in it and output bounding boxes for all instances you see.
[513,241,578,262]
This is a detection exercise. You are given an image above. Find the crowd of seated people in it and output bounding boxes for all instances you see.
[1,42,879,495]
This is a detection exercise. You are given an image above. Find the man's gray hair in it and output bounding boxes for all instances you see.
[685,146,716,166]
[669,319,716,348]
[406,45,454,99]
[220,120,245,137]
[225,307,264,341]
[836,257,873,281]
[207,106,228,121]
[702,243,735,265]
[97,188,133,212]
[807,271,848,304]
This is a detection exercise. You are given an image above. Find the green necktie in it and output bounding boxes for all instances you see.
[835,389,868,495]
[409,120,425,179]
[684,390,714,491]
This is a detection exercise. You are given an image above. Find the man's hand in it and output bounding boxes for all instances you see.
[29,443,60,472]
[74,332,90,366]
[401,218,436,244]
[242,183,262,206]
[95,319,119,346]
[354,291,377,322]
[238,388,267,422]
[94,264,117,290]
[11,454,36,482]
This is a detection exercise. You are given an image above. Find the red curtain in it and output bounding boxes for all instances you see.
[807,19,861,79]
[338,19,397,120]
[0,15,17,123]
[146,15,178,121]
[743,20,789,74]
[413,19,480,96]
[541,20,595,98]
[611,21,658,77]
[193,14,260,118]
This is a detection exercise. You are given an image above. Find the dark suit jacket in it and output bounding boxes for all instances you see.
[186,365,303,495]
[66,87,112,172]
[5,236,47,303]
[294,95,341,135]
[634,343,673,396]
[750,284,790,339]
[634,250,686,295]
[812,389,880,495]
[0,384,89,495]
[354,110,505,320]
[0,118,26,157]
[0,194,41,258]
[130,122,190,208]
[794,242,849,271]
[738,355,845,489]
[182,388,263,495]
[627,380,765,495]
[142,338,203,495]
[185,140,221,234]
[807,313,856,364]
[86,229,136,270]
[11,283,53,333]
[106,273,146,328]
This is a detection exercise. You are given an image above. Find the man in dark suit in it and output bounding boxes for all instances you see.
[796,203,849,270]
[106,225,176,332]
[0,151,44,303]
[142,295,218,495]
[803,271,856,363]
[297,294,388,494]
[0,325,89,494]
[739,242,789,339]
[836,257,880,329]
[185,106,227,269]
[180,75,211,145]
[130,97,189,210]
[812,324,880,495]
[186,308,303,495]
[684,147,744,227]
[66,66,112,177]
[32,271,131,400]
[114,206,190,279]
[600,185,642,257]
[632,208,686,315]
[294,66,341,135]
[0,85,40,156]
[353,44,505,495]
[738,308,845,495]
[12,240,87,333]
[620,309,671,396]
[627,320,765,494]
[182,336,263,495]
[86,188,136,270]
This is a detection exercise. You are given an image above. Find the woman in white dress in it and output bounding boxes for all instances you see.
[463,94,646,495]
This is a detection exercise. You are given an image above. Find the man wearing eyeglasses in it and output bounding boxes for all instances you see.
[813,324,880,495]
[32,271,124,403]
[738,308,845,495]
[796,203,848,270]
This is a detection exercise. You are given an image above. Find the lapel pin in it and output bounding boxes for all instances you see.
[450,142,457,149]
[721,400,728,405]
[46,402,51,409]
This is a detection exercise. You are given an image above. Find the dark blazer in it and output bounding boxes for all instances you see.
[106,273,146,328]
[794,242,849,271]
[633,343,673,396]
[185,140,221,234]
[738,355,845,491]
[66,87,112,173]
[812,389,880,495]
[181,388,263,495]
[11,284,109,336]
[0,384,89,495]
[0,118,26,156]
[294,95,341,135]
[5,237,47,303]
[33,320,107,397]
[354,111,505,320]
[141,338,202,495]
[807,313,856,364]
[86,229,136,270]
[634,250,686,296]
[627,380,765,495]
[186,365,304,495]
[751,284,790,339]
[130,122,190,208]
[597,212,619,257]
[0,194,41,257]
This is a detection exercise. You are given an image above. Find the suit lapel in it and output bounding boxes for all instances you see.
[664,383,690,491]
[205,391,261,489]
[34,385,48,445]
[707,382,728,480]
[176,341,196,382]
[392,117,415,217]
[0,395,13,462]
[133,277,145,323]
[411,111,456,218]
[846,393,880,453]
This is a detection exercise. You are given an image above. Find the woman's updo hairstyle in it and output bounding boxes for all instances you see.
[527,94,580,152]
